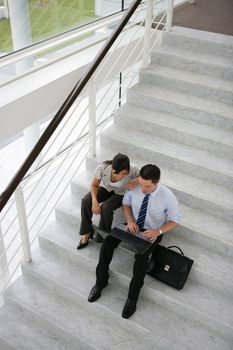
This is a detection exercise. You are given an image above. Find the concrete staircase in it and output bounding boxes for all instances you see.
[0,27,233,350]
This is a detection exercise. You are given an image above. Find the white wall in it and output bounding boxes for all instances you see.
[0,26,158,144]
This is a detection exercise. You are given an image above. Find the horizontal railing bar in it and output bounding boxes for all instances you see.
[21,105,89,204]
[0,9,127,68]
[0,3,146,70]
[22,109,113,184]
[0,241,22,279]
[0,0,142,212]
[1,258,23,296]
[0,229,20,262]
[0,10,146,88]
[28,113,112,249]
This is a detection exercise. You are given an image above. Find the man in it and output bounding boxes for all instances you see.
[88,164,181,319]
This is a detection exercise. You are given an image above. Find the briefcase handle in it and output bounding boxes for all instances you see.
[167,246,184,256]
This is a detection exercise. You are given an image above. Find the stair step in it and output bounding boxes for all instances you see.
[140,65,233,105]
[0,338,18,350]
[55,186,233,283]
[29,221,233,350]
[127,83,233,130]
[163,27,233,59]
[114,104,233,160]
[4,272,164,350]
[151,45,233,82]
[0,302,88,350]
[100,123,233,194]
[70,164,233,256]
[56,193,124,229]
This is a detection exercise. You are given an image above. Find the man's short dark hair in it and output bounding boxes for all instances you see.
[139,164,160,184]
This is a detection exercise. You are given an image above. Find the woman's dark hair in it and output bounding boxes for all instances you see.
[139,164,160,184]
[104,153,130,174]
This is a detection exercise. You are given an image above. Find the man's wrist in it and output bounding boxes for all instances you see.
[126,218,134,224]
[158,228,163,235]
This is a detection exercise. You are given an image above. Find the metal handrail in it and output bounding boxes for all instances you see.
[0,0,142,212]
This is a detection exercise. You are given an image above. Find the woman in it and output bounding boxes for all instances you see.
[77,153,139,249]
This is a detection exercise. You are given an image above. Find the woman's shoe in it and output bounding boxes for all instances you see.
[77,232,93,250]
[77,238,89,250]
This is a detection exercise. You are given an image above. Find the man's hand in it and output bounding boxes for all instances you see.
[143,229,160,241]
[126,222,139,234]
[92,201,101,215]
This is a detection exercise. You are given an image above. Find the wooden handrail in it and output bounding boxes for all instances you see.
[0,0,142,212]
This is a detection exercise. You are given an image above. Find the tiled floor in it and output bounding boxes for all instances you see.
[173,0,233,36]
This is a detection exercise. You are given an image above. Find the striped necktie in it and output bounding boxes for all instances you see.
[136,194,150,230]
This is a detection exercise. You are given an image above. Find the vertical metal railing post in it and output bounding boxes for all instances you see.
[119,0,125,107]
[0,222,10,296]
[121,0,125,11]
[142,0,153,68]
[88,77,97,157]
[15,186,32,263]
[165,0,174,31]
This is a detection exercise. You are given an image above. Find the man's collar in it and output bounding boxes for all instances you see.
[149,183,161,197]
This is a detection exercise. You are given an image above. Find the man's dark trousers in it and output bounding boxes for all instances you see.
[96,235,162,300]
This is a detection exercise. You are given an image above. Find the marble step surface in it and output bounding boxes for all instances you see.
[86,153,233,247]
[140,65,233,105]
[30,221,233,350]
[127,83,233,130]
[4,272,165,350]
[71,164,233,219]
[55,190,233,285]
[114,104,233,160]
[0,301,90,350]
[163,27,233,59]
[151,45,233,82]
[0,338,18,350]
[100,123,233,192]
[71,163,233,257]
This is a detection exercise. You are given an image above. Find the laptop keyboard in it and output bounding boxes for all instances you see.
[111,228,151,250]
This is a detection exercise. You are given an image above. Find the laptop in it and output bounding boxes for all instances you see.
[110,224,158,255]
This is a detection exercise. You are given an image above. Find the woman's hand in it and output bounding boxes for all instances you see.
[125,178,139,191]
[92,201,101,215]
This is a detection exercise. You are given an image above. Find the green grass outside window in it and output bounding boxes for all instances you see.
[0,0,96,53]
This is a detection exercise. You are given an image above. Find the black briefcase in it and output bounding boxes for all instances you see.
[147,245,194,290]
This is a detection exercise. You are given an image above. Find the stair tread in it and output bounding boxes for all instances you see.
[142,59,233,106]
[56,190,233,282]
[71,164,233,246]
[35,221,233,332]
[153,44,233,68]
[102,123,233,183]
[5,273,164,350]
[0,302,89,350]
[0,338,18,350]
[129,83,233,118]
[20,245,233,350]
[169,26,233,45]
[115,104,233,146]
[144,65,233,93]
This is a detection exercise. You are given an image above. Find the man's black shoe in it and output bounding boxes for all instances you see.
[122,298,137,319]
[88,285,102,302]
